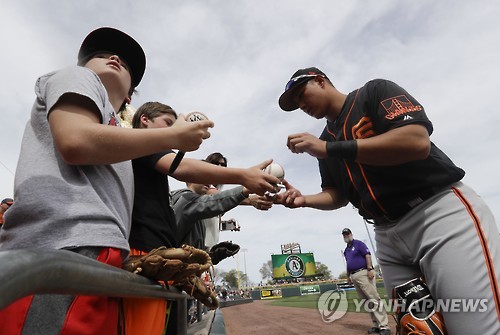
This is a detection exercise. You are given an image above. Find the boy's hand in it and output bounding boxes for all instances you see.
[248,194,273,211]
[240,160,281,196]
[170,114,214,152]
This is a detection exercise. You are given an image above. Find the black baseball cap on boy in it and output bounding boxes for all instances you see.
[278,67,328,111]
[77,27,146,88]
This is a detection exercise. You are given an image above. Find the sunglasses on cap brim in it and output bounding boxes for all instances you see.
[285,74,326,91]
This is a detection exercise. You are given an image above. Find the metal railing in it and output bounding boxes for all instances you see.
[0,249,191,334]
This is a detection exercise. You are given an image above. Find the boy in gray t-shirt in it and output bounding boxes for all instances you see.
[0,27,213,334]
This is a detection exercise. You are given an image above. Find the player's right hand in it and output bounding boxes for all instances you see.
[287,132,327,158]
[170,114,214,152]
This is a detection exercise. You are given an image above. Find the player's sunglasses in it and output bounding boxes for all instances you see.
[285,74,325,91]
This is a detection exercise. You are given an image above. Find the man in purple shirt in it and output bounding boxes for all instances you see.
[343,228,390,335]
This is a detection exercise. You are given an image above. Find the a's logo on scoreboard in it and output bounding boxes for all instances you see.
[285,255,305,277]
[272,252,316,279]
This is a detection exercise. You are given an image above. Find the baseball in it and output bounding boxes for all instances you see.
[185,111,209,122]
[263,163,285,181]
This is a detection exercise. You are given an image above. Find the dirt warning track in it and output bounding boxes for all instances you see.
[221,299,396,335]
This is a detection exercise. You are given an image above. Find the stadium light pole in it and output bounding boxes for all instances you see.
[236,252,240,290]
[363,219,382,276]
[241,248,248,287]
[363,219,377,255]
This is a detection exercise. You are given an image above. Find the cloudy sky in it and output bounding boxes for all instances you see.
[1,0,499,284]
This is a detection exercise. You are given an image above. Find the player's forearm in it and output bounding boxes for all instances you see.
[303,190,348,210]
[328,124,430,166]
[354,124,430,165]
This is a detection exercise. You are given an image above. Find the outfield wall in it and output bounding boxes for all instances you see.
[250,282,338,300]
[250,281,386,300]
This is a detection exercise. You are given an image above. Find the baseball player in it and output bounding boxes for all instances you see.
[275,67,500,335]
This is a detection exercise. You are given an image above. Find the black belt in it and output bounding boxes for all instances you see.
[369,185,450,226]
[349,268,366,275]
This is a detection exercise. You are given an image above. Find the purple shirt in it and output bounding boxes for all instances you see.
[344,239,371,272]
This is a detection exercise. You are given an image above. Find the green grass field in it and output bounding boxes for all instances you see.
[268,288,390,313]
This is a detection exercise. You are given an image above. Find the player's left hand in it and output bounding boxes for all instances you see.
[287,132,327,158]
[274,179,305,208]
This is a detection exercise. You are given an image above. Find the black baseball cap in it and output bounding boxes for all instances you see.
[77,27,146,88]
[342,228,352,235]
[278,67,328,111]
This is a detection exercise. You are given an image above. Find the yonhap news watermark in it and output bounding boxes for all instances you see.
[350,297,489,314]
[317,289,489,323]
[317,289,348,322]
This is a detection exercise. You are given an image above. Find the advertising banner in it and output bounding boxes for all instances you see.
[260,288,283,299]
[300,284,321,295]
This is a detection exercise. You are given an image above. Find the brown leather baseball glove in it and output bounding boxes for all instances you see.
[123,245,212,281]
[123,245,218,308]
[175,275,219,310]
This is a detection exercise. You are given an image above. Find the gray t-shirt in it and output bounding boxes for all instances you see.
[0,66,134,253]
[203,216,220,249]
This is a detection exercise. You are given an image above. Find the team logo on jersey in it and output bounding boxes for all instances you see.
[381,95,422,120]
[351,116,377,139]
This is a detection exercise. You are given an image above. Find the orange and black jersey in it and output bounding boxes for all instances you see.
[319,79,465,221]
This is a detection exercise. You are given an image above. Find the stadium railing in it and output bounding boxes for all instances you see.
[0,249,191,335]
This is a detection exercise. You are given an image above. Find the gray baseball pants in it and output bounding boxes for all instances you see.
[375,182,500,335]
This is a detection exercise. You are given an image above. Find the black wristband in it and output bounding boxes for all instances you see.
[326,140,358,160]
[168,151,185,175]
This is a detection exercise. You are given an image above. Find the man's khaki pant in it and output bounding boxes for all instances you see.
[350,269,389,328]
